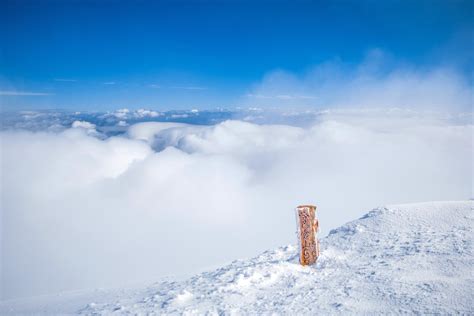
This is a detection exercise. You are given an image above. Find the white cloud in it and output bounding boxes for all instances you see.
[72,120,96,129]
[243,50,472,111]
[103,108,162,121]
[1,111,472,300]
[71,120,100,137]
[127,121,189,143]
[104,108,131,120]
[135,109,161,118]
[0,91,54,96]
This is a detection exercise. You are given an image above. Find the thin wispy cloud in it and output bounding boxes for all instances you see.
[245,93,271,99]
[103,81,116,85]
[243,50,472,111]
[0,90,54,96]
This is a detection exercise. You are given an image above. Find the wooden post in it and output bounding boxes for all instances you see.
[295,205,319,266]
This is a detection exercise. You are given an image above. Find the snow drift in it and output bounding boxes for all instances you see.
[1,201,472,314]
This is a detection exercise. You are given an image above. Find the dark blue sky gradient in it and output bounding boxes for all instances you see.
[1,0,472,110]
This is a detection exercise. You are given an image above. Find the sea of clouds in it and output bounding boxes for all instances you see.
[2,109,472,300]
[1,58,473,299]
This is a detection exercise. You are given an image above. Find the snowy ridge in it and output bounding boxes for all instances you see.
[2,201,473,315]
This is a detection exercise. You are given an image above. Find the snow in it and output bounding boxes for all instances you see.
[1,200,472,314]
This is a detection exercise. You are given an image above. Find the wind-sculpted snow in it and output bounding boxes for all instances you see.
[1,201,472,314]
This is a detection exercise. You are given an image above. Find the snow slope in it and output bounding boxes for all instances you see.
[1,201,473,315]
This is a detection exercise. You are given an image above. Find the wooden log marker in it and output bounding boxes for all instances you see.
[295,205,320,266]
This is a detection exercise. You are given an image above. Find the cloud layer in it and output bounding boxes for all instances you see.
[0,91,54,96]
[243,51,472,111]
[1,110,472,299]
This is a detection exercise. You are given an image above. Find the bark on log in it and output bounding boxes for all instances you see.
[295,205,319,266]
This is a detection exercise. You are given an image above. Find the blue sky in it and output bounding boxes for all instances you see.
[1,0,472,110]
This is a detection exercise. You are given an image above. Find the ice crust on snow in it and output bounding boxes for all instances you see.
[1,201,472,314]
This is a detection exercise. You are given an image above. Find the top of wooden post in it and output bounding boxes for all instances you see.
[296,205,317,210]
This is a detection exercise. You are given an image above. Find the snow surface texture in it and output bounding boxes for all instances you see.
[2,201,472,315]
